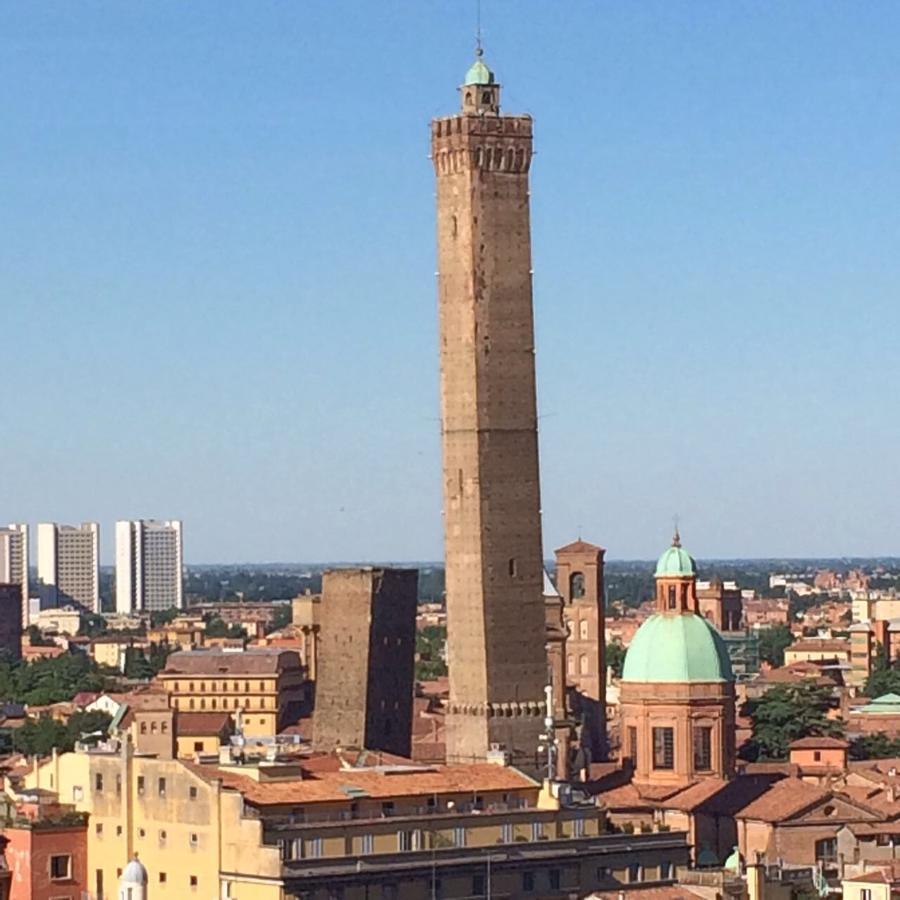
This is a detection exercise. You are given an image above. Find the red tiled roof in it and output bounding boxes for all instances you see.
[789,736,849,750]
[176,712,232,737]
[161,648,300,676]
[555,539,605,555]
[589,888,703,900]
[187,761,538,807]
[736,778,828,823]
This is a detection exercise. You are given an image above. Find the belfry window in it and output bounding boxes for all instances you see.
[667,585,677,610]
[652,727,674,770]
[570,572,585,600]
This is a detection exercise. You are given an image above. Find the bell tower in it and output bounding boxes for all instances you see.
[432,54,547,766]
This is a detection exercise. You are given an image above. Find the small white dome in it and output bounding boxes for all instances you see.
[120,858,148,885]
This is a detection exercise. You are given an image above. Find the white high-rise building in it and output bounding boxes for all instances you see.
[0,524,29,625]
[115,520,183,614]
[36,522,100,612]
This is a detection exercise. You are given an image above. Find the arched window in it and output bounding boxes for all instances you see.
[668,585,677,610]
[579,620,589,641]
[566,655,575,675]
[579,655,589,675]
[570,572,585,600]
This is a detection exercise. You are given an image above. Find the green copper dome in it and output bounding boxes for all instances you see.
[655,532,696,577]
[621,613,733,683]
[464,58,495,86]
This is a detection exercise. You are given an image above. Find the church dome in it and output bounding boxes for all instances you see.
[622,613,733,683]
[464,58,495,86]
[120,858,148,885]
[654,534,696,577]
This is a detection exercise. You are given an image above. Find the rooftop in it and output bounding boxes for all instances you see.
[187,760,538,807]
[160,647,300,676]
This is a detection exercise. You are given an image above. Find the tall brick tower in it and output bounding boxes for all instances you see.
[432,52,547,766]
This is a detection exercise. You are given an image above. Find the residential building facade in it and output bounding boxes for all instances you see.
[115,519,183,613]
[156,647,307,739]
[35,521,100,612]
[0,524,28,626]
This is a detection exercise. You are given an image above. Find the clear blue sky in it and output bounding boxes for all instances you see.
[3,2,899,563]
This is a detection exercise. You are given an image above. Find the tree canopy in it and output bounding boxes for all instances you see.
[863,643,900,698]
[758,624,794,668]
[416,625,447,681]
[741,682,842,761]
[0,653,115,707]
[606,641,627,679]
[12,710,112,757]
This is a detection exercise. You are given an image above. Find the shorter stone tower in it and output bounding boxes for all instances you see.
[618,533,735,788]
[313,568,418,758]
[555,540,606,759]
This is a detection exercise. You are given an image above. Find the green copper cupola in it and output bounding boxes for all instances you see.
[461,49,500,115]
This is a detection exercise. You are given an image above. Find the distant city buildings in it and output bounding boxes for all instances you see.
[0,523,28,624]
[36,521,100,612]
[115,519,184,613]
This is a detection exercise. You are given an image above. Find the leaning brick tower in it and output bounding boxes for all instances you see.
[431,51,547,766]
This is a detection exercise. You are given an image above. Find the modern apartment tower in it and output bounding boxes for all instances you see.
[36,522,100,612]
[0,524,29,625]
[432,54,548,765]
[115,520,183,613]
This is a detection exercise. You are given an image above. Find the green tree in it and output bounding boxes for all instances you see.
[863,643,900,698]
[203,615,245,639]
[0,652,116,706]
[265,605,292,635]
[415,625,448,680]
[849,732,900,761]
[606,641,627,679]
[147,641,174,674]
[26,625,53,647]
[123,647,154,680]
[758,624,794,667]
[741,683,843,761]
[150,607,181,627]
[77,614,108,638]
[12,710,112,757]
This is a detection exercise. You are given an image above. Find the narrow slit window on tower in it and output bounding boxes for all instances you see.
[508,558,517,577]
[668,585,677,610]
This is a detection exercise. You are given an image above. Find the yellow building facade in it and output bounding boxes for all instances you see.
[23,743,283,900]
[155,647,307,738]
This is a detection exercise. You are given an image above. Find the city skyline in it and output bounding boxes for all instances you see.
[4,3,899,562]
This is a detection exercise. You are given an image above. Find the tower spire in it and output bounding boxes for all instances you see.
[475,0,483,57]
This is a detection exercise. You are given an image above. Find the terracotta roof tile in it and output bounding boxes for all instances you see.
[176,712,232,737]
[186,761,538,807]
[161,647,300,676]
[735,778,828,823]
[789,736,849,750]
